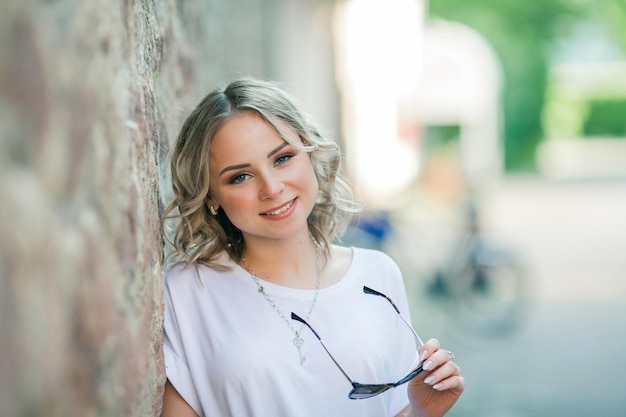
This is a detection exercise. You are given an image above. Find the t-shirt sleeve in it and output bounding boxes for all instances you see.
[162,268,203,416]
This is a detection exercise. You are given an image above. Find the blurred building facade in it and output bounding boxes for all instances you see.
[539,19,626,180]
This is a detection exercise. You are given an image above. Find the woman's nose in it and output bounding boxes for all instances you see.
[258,174,284,199]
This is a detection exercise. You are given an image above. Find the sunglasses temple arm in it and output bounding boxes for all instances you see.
[291,312,355,385]
[363,286,425,348]
[317,338,355,384]
[398,311,424,348]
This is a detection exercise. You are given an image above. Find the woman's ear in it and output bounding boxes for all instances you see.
[206,199,219,216]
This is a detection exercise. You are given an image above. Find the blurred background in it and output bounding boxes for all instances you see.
[1,0,625,416]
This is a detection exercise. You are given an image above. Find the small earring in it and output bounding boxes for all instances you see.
[209,206,218,216]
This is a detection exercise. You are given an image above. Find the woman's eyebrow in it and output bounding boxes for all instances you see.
[219,163,250,177]
[267,142,289,158]
[218,143,290,177]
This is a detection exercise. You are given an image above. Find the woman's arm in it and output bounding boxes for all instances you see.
[162,379,200,417]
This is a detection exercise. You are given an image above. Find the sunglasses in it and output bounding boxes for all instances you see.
[291,286,425,399]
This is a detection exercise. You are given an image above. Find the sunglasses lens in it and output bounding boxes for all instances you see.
[349,384,393,399]
[396,366,423,385]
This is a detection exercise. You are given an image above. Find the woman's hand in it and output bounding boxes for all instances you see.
[406,338,465,417]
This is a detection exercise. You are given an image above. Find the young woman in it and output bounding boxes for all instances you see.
[161,78,464,417]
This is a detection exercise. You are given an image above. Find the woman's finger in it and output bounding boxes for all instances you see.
[421,346,453,371]
[418,338,441,363]
[432,374,466,392]
[422,360,462,387]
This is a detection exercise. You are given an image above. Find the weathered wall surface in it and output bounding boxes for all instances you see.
[0,1,339,416]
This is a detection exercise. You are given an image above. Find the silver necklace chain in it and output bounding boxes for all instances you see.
[241,236,322,366]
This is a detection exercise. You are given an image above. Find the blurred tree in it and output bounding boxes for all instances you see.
[601,0,626,49]
[584,99,626,137]
[428,0,587,171]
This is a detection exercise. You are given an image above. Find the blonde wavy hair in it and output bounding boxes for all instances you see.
[163,78,359,269]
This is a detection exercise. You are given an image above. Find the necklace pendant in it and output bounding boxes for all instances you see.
[293,335,304,349]
[293,335,306,365]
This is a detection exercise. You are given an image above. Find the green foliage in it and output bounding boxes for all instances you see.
[428,0,593,171]
[601,0,626,49]
[583,99,626,137]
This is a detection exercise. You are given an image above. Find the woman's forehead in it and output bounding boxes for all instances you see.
[209,113,295,161]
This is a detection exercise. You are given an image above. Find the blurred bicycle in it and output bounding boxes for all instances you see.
[344,148,529,337]
[425,201,529,337]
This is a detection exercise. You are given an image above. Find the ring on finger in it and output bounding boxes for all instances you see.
[446,350,455,361]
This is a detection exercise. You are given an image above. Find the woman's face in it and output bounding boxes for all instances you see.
[208,111,319,243]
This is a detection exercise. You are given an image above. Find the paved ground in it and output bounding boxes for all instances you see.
[380,177,626,417]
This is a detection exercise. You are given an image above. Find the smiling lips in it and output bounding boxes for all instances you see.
[262,198,296,216]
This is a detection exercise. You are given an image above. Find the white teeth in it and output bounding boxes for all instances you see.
[266,200,293,215]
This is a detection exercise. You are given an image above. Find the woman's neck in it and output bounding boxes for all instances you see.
[240,232,322,289]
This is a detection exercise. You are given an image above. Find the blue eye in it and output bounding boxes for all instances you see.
[229,173,250,184]
[275,154,293,165]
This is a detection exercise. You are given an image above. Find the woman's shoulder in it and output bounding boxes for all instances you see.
[163,253,236,289]
[343,246,405,296]
[331,244,400,276]
[349,245,398,266]
[163,261,196,280]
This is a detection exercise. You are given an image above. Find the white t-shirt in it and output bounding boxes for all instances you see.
[163,247,419,417]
